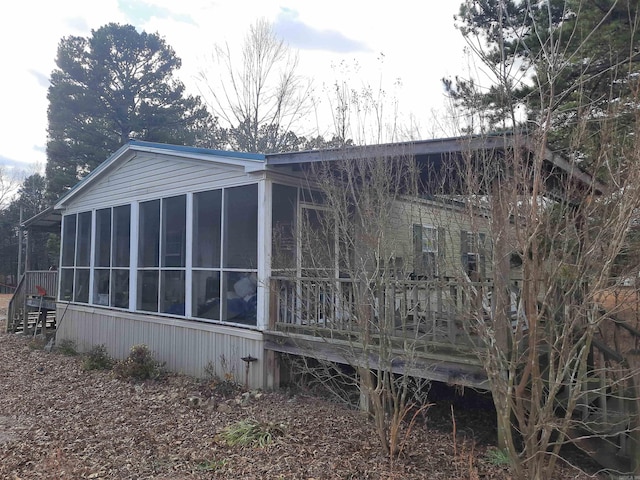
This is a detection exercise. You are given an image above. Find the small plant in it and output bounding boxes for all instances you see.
[212,372,241,397]
[484,447,511,467]
[218,419,285,447]
[195,458,227,472]
[204,359,241,397]
[113,344,165,381]
[56,339,78,356]
[83,344,114,371]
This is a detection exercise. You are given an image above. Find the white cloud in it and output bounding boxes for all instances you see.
[0,0,469,167]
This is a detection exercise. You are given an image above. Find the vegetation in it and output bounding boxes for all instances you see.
[113,344,165,381]
[218,419,285,447]
[82,344,114,371]
[198,18,312,153]
[55,339,78,356]
[445,0,640,161]
[439,1,640,478]
[45,23,219,201]
[288,150,432,459]
[0,173,53,283]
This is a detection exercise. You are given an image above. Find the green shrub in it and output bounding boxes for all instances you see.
[485,447,510,466]
[56,339,78,356]
[113,344,165,381]
[218,419,285,447]
[83,344,114,371]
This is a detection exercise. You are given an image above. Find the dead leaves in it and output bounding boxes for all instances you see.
[0,311,596,479]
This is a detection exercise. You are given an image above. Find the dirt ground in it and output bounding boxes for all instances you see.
[0,295,601,479]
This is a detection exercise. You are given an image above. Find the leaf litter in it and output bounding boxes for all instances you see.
[0,295,599,479]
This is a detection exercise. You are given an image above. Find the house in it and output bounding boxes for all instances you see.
[12,134,589,387]
[11,133,640,473]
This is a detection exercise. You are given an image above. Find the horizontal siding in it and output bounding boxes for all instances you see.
[68,152,255,212]
[57,305,266,388]
[389,200,492,278]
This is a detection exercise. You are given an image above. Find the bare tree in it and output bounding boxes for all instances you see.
[199,18,312,153]
[440,1,640,477]
[272,148,438,459]
[0,166,21,211]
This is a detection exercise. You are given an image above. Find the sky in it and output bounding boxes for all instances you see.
[0,0,470,174]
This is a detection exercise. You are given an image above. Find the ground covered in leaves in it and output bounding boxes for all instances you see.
[0,295,601,479]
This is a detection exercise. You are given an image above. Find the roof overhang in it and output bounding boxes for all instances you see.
[266,133,606,195]
[22,206,62,232]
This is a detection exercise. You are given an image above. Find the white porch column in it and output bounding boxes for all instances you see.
[256,177,272,331]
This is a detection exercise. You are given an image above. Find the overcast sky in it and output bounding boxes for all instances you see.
[0,0,469,173]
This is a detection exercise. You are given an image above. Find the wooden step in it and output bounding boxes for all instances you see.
[11,311,57,333]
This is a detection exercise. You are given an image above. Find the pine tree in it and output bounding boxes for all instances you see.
[46,23,220,201]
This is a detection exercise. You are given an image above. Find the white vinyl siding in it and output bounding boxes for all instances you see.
[56,305,266,388]
[67,152,252,213]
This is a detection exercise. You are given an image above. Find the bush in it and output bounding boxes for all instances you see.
[485,447,510,466]
[218,419,285,447]
[203,360,242,397]
[113,344,165,381]
[56,339,78,356]
[83,344,114,371]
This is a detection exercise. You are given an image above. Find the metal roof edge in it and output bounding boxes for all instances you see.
[128,140,266,162]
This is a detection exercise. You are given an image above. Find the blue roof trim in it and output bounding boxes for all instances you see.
[128,139,266,161]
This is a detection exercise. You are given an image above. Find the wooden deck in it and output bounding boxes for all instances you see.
[265,276,640,472]
[266,276,490,388]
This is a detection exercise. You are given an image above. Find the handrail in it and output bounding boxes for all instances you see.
[23,271,58,298]
[269,275,488,347]
[6,274,26,333]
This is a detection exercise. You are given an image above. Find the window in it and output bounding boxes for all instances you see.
[60,214,77,300]
[61,206,132,307]
[137,196,186,315]
[413,224,439,278]
[93,208,111,305]
[91,205,131,307]
[59,213,91,303]
[58,182,260,328]
[112,205,131,307]
[461,231,488,280]
[271,184,297,271]
[192,184,258,325]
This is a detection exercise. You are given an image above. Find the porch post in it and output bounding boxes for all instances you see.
[260,178,281,389]
[17,207,23,279]
[257,177,272,331]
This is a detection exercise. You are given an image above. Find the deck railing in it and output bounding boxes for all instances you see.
[269,276,494,347]
[6,271,58,333]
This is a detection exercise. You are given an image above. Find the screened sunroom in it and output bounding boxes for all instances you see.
[59,182,263,327]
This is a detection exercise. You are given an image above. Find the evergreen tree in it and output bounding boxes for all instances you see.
[46,23,220,201]
[445,0,640,159]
